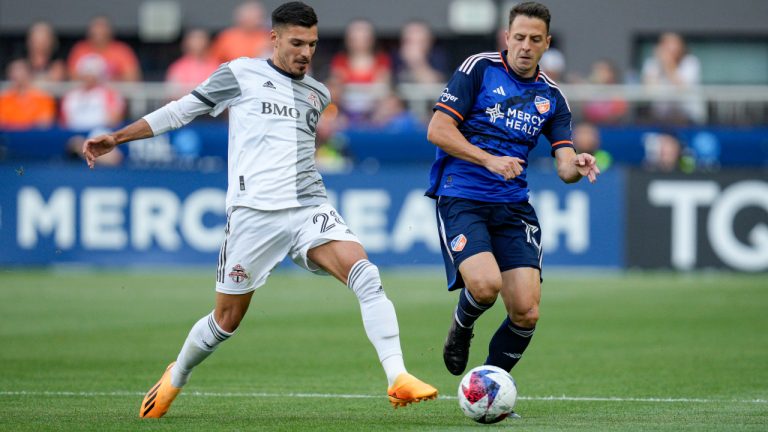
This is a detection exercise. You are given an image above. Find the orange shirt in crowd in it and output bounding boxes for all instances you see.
[67,40,140,81]
[0,88,56,130]
[166,55,220,94]
[330,52,391,84]
[210,28,271,63]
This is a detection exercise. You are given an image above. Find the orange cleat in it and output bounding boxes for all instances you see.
[139,362,182,418]
[387,372,438,408]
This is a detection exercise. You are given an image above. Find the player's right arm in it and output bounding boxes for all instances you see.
[82,93,213,169]
[427,111,524,181]
[427,54,525,181]
[83,119,152,168]
[83,62,242,168]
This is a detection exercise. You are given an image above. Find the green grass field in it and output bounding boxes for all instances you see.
[1,269,766,431]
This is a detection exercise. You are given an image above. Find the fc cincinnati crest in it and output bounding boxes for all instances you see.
[229,264,249,283]
[534,96,550,114]
[451,234,467,252]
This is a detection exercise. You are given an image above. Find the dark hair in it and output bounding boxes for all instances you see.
[272,2,318,28]
[509,2,551,33]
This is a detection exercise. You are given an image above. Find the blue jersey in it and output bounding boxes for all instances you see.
[427,50,574,203]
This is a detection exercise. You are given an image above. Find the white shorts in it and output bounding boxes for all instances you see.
[215,203,361,295]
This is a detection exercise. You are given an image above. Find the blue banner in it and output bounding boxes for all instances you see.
[0,164,624,268]
[3,124,766,167]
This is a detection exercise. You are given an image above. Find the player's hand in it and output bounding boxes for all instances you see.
[574,153,600,184]
[485,155,525,181]
[82,134,118,169]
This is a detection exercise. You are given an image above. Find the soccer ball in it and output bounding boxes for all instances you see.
[457,365,518,424]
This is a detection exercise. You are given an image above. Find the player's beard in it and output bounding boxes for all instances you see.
[293,56,310,76]
[277,52,309,78]
[511,52,537,77]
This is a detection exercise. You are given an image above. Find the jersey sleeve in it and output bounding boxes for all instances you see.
[432,57,484,123]
[542,90,574,156]
[191,62,242,117]
[318,83,332,111]
[142,93,213,135]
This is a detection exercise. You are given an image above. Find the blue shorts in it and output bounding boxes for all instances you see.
[436,196,543,291]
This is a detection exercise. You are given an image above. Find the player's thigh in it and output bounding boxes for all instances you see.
[290,203,363,281]
[489,202,543,274]
[499,267,541,324]
[436,196,495,290]
[216,207,292,295]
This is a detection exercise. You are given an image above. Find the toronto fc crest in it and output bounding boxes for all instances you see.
[229,264,249,283]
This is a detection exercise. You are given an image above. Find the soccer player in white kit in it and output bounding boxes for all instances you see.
[82,1,437,418]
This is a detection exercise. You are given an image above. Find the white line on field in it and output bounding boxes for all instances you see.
[0,390,765,404]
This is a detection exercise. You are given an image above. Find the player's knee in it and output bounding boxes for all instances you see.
[464,275,501,304]
[511,306,539,328]
[215,308,246,333]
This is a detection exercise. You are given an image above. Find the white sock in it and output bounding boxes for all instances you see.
[381,355,407,387]
[347,259,407,386]
[170,311,233,388]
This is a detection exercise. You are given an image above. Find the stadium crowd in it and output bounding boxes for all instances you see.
[0,1,747,173]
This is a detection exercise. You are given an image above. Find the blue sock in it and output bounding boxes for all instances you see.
[485,316,535,372]
[454,288,494,328]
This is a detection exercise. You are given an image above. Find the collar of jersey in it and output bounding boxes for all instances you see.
[500,50,539,84]
[267,58,305,80]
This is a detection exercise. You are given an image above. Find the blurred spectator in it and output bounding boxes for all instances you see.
[539,47,566,82]
[582,59,628,124]
[65,128,123,166]
[689,131,721,171]
[67,16,141,81]
[330,19,392,123]
[25,21,66,82]
[573,122,612,172]
[369,91,422,131]
[166,29,219,97]
[315,106,350,173]
[393,20,445,85]
[315,80,351,173]
[0,59,56,130]
[322,78,349,131]
[61,55,125,131]
[641,32,704,124]
[331,19,391,85]
[210,1,271,62]
[643,132,695,173]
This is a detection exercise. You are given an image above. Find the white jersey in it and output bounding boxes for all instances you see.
[145,57,330,211]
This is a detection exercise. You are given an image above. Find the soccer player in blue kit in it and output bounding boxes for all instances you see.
[426,2,600,383]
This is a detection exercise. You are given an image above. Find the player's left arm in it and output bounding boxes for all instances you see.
[554,147,600,184]
[544,89,599,184]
